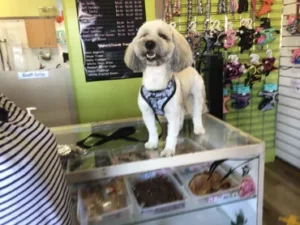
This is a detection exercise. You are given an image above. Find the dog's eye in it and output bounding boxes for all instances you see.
[158,33,169,40]
[141,33,148,38]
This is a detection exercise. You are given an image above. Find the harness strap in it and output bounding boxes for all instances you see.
[140,78,177,140]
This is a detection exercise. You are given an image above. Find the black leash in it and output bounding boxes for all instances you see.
[76,117,163,150]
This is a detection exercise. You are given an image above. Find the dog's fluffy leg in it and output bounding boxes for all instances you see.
[160,111,181,157]
[138,93,159,149]
[179,108,185,130]
[192,76,206,135]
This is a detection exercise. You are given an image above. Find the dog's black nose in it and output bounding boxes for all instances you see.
[145,40,156,49]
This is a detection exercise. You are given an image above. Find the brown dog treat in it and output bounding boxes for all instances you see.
[133,175,183,208]
[189,171,232,196]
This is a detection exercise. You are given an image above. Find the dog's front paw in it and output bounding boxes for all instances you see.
[160,148,175,157]
[194,126,205,135]
[145,140,158,150]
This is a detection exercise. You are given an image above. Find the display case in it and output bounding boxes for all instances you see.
[52,114,264,225]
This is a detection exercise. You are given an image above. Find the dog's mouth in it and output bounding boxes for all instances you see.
[146,52,158,61]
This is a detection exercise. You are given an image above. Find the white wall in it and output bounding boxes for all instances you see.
[276,0,300,168]
[0,19,68,72]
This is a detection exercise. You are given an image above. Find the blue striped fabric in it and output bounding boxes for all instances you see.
[0,94,74,225]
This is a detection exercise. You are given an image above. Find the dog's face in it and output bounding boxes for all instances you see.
[124,20,193,72]
[133,20,175,67]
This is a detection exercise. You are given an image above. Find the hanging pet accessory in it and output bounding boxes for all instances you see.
[164,0,173,22]
[202,20,226,54]
[212,20,226,50]
[237,19,255,53]
[244,54,263,88]
[223,88,230,113]
[204,0,212,30]
[291,48,300,64]
[251,0,256,19]
[286,1,300,37]
[230,0,239,15]
[218,0,227,14]
[172,0,181,16]
[258,84,278,112]
[231,84,251,109]
[224,22,237,49]
[202,20,217,55]
[197,0,204,14]
[186,21,202,61]
[238,0,249,13]
[256,0,273,17]
[187,0,193,28]
[224,55,245,86]
[261,49,277,76]
[255,18,280,49]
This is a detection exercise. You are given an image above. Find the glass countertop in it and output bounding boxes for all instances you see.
[53,114,260,150]
[51,114,263,183]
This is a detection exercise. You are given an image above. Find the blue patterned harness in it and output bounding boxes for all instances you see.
[140,78,177,115]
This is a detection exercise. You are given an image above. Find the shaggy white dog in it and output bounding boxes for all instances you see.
[124,20,206,157]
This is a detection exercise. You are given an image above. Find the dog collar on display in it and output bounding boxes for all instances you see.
[141,78,177,116]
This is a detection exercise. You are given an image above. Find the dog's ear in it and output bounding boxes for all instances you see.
[170,27,193,72]
[124,38,146,72]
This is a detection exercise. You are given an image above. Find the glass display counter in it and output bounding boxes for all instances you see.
[51,114,264,225]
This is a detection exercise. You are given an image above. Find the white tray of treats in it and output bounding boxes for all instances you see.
[77,177,132,225]
[125,169,188,220]
[176,163,241,205]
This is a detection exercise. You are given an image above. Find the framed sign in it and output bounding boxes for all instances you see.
[76,0,146,82]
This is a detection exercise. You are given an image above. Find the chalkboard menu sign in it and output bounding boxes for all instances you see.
[76,0,146,82]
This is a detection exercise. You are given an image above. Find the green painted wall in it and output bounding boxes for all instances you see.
[62,0,155,123]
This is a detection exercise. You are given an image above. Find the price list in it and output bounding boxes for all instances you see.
[77,0,146,82]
